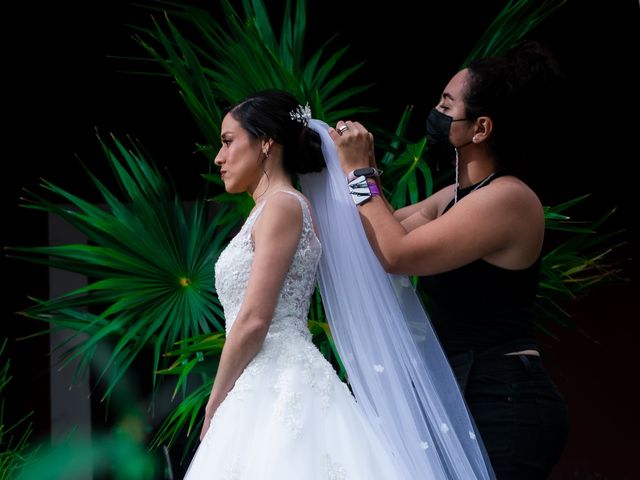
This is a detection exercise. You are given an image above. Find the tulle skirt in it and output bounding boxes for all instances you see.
[183,334,403,479]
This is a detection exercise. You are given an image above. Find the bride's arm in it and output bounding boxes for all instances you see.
[200,193,303,439]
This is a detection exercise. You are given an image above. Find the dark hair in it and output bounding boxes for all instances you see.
[229,90,325,175]
[464,41,565,174]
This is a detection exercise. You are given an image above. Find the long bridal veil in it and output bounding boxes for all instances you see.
[300,119,495,480]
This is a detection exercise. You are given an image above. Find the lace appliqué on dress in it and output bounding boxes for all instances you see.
[214,190,321,335]
[325,453,347,480]
[220,460,242,480]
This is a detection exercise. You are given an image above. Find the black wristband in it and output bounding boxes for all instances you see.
[353,167,383,178]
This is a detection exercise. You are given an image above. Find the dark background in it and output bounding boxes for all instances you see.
[2,1,638,478]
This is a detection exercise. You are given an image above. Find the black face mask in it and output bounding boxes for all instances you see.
[425,108,468,146]
[425,108,471,165]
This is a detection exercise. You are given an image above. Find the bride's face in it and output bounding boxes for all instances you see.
[215,113,263,194]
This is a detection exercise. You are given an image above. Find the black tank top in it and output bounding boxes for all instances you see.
[422,173,540,356]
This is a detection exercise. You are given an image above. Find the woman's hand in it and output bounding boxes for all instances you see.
[199,397,223,441]
[199,414,213,441]
[329,120,376,175]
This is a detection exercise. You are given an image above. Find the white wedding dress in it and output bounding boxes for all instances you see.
[183,190,403,480]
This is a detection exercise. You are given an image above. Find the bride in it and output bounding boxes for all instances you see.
[182,89,494,479]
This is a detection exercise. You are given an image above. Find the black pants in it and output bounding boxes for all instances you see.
[450,352,569,480]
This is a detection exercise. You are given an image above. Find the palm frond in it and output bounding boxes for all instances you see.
[151,379,211,460]
[7,135,238,399]
[384,138,433,208]
[128,0,375,234]
[14,430,157,480]
[134,0,371,136]
[462,0,567,66]
[538,199,626,328]
[0,340,35,480]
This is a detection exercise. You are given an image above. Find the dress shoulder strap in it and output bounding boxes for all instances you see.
[273,189,313,222]
[247,189,313,229]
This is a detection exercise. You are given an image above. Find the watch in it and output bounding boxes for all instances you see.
[347,167,383,182]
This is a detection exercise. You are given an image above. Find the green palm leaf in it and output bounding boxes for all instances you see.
[151,333,221,453]
[151,380,211,462]
[1,340,35,480]
[385,138,433,208]
[129,0,374,217]
[133,0,372,138]
[461,0,568,67]
[7,134,238,399]
[537,199,626,331]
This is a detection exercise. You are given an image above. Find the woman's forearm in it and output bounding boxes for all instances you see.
[357,195,408,273]
[393,201,424,221]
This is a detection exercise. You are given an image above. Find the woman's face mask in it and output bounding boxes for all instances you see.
[425,108,472,164]
[425,108,468,146]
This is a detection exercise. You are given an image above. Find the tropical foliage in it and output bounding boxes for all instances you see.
[8,0,623,470]
[0,340,34,480]
[538,197,624,336]
[8,135,237,400]
[14,337,165,479]
[15,431,157,480]
[130,0,375,218]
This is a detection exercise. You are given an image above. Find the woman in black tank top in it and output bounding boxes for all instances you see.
[330,42,569,479]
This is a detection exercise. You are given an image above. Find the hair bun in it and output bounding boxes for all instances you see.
[293,127,324,174]
[507,41,565,94]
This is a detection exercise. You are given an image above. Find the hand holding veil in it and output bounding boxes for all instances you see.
[300,119,495,480]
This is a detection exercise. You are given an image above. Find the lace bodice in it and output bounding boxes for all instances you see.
[214,190,322,339]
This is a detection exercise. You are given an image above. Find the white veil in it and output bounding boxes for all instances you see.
[300,119,495,479]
